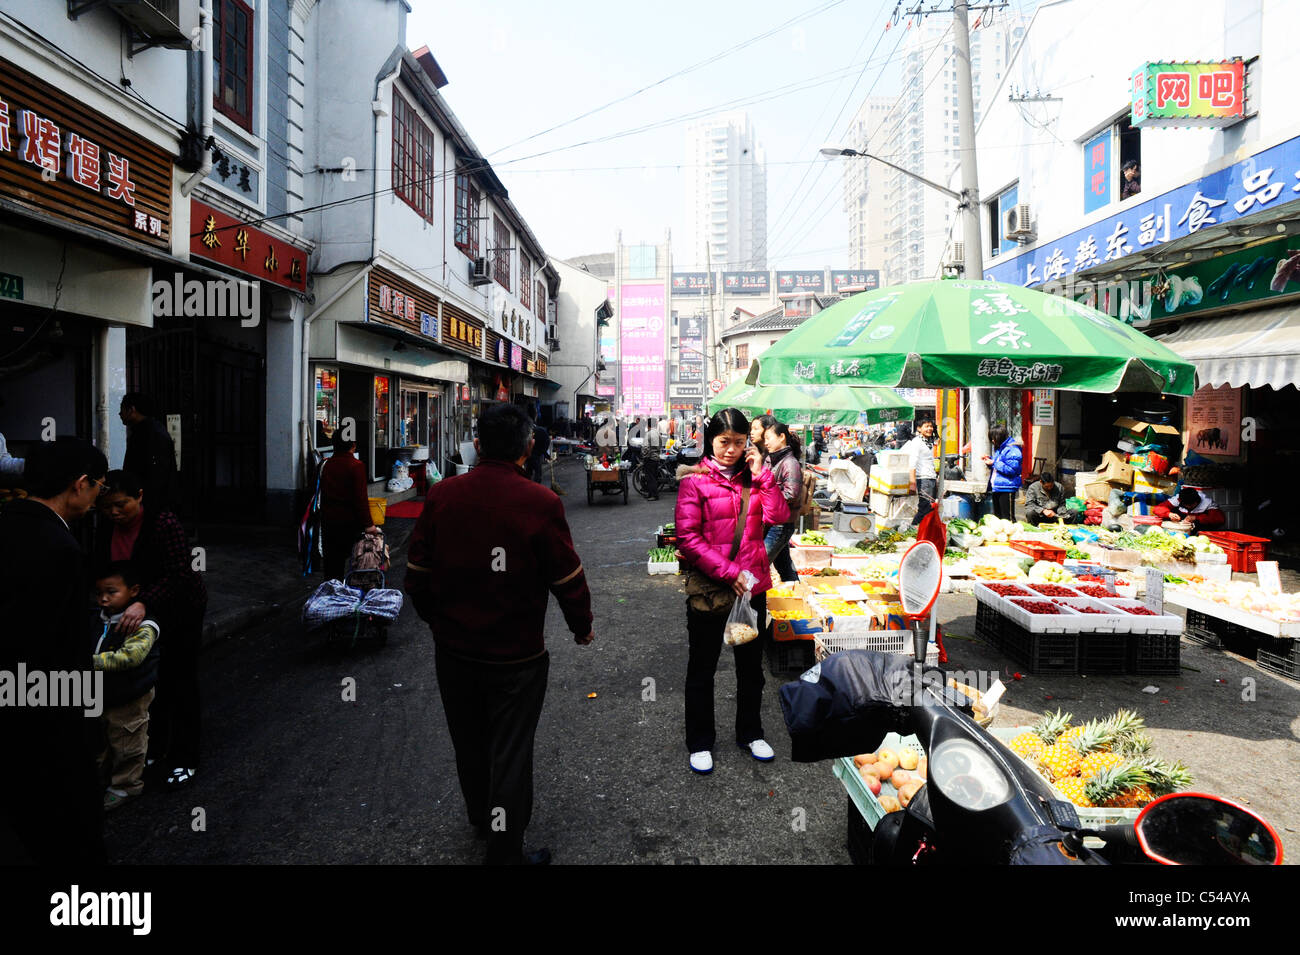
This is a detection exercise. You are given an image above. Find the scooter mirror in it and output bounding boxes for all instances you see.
[1135,793,1283,865]
[898,541,942,619]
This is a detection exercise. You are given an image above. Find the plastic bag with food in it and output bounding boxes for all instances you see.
[723,570,761,646]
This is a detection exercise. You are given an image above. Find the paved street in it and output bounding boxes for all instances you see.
[103,457,1300,864]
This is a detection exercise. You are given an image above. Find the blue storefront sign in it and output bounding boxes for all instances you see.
[986,133,1300,288]
[1083,129,1110,214]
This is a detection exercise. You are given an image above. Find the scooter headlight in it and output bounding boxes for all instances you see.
[930,738,1012,811]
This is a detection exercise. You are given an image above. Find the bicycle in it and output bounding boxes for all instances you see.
[632,454,675,498]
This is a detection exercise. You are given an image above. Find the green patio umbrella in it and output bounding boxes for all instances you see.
[708,379,915,427]
[749,279,1197,396]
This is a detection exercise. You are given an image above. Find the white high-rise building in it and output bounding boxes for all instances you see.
[846,15,1026,284]
[843,96,894,272]
[684,112,767,271]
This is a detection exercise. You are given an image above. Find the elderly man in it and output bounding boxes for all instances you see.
[1024,472,1078,525]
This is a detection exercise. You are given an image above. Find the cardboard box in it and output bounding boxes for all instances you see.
[1113,416,1180,447]
[870,491,918,520]
[867,598,907,631]
[1083,480,1125,502]
[1093,450,1134,487]
[869,465,912,495]
[1133,469,1176,495]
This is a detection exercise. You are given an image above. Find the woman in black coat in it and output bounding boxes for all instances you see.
[94,470,206,787]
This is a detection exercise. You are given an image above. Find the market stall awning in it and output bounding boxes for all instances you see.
[1154,304,1300,390]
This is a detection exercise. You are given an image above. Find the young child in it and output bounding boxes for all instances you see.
[92,562,162,811]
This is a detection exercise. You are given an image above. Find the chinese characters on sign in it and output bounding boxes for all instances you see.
[830,270,881,293]
[190,200,308,293]
[1187,384,1241,457]
[1033,389,1055,426]
[985,132,1300,290]
[671,272,712,293]
[976,358,1064,386]
[722,271,770,295]
[776,271,826,293]
[1084,129,1110,214]
[1132,60,1245,128]
[619,283,666,416]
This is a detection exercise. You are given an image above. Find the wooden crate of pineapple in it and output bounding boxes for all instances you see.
[989,707,1192,827]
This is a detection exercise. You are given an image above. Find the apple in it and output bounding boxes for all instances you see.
[899,780,924,808]
[853,753,878,768]
[917,756,928,781]
[898,748,919,771]
[859,770,882,796]
[890,769,911,789]
[879,795,901,813]
[876,749,900,775]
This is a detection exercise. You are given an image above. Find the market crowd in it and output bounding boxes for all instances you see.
[0,394,206,866]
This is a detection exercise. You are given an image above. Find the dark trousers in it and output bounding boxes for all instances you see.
[764,523,797,582]
[435,648,549,864]
[644,457,660,498]
[992,491,1017,522]
[322,521,359,580]
[684,593,767,753]
[912,478,938,526]
[149,610,203,768]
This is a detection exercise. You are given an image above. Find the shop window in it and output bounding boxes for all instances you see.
[535,280,545,319]
[313,366,339,449]
[393,94,435,221]
[493,215,511,289]
[213,0,254,131]
[374,376,390,450]
[454,165,480,256]
[1118,115,1141,200]
[734,343,748,370]
[398,388,429,448]
[520,254,532,310]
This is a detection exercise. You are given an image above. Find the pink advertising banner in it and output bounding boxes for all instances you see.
[619,283,666,416]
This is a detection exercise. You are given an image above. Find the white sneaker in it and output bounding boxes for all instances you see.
[689,751,714,774]
[745,739,775,762]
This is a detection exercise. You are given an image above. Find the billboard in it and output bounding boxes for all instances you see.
[776,270,826,293]
[681,314,705,339]
[672,272,713,293]
[619,283,666,416]
[1084,130,1110,214]
[723,271,770,294]
[1131,60,1245,128]
[830,270,881,292]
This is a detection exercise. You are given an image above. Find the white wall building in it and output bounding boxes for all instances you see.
[842,96,893,273]
[683,111,767,271]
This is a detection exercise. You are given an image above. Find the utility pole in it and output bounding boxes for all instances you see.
[952,0,992,483]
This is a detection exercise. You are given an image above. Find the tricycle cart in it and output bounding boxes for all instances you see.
[584,455,629,505]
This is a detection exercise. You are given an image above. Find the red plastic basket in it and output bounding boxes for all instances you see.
[1198,531,1270,574]
[1010,540,1067,564]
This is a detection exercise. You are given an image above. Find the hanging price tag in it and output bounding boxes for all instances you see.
[1143,567,1164,614]
[1256,561,1282,594]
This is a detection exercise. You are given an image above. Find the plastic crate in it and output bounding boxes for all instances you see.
[989,728,1141,827]
[1130,631,1182,676]
[1184,609,1223,648]
[1011,539,1067,564]
[1078,631,1131,674]
[1182,608,1258,656]
[1198,531,1269,574]
[999,618,1080,673]
[833,731,924,833]
[814,631,939,666]
[975,601,1004,650]
[1258,640,1299,681]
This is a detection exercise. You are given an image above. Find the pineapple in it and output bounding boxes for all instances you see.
[1072,719,1117,756]
[1032,708,1073,746]
[1117,732,1153,759]
[1085,762,1153,808]
[1039,740,1082,781]
[1136,757,1193,797]
[1107,708,1146,742]
[1056,775,1093,808]
[1008,731,1045,761]
[1078,750,1126,780]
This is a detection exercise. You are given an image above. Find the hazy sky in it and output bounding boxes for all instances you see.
[407,0,924,269]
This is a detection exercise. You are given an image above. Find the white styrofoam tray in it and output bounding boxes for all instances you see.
[1003,597,1081,633]
[1098,597,1184,635]
[1164,589,1300,639]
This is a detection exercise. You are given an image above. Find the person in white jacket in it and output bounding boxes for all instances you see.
[902,420,938,525]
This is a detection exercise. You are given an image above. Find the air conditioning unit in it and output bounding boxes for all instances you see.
[1003,202,1035,242]
[469,257,491,286]
[944,240,966,272]
[85,1,197,52]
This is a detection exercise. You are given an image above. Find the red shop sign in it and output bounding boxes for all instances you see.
[190,198,309,292]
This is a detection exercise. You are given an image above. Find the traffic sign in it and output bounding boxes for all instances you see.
[708,379,724,394]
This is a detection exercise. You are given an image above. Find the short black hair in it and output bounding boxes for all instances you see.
[331,432,356,452]
[95,560,139,589]
[703,407,751,459]
[989,425,1009,448]
[23,436,108,498]
[121,392,156,418]
[1122,160,1138,172]
[477,403,533,460]
[1040,471,1056,484]
[102,469,144,499]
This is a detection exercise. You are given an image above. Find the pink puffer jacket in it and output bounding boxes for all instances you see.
[675,457,790,595]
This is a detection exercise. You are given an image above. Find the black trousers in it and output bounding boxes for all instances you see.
[684,593,767,754]
[992,491,1017,522]
[148,609,203,768]
[435,648,549,864]
[322,521,359,580]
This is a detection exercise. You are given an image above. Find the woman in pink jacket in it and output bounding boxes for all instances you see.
[675,408,790,775]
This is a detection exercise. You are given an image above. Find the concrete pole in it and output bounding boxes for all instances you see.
[954,0,991,483]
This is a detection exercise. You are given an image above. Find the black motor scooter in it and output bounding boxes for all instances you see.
[780,541,1283,866]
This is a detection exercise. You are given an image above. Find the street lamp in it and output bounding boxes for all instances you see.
[819,142,967,208]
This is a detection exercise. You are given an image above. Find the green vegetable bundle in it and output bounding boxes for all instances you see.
[648,547,678,563]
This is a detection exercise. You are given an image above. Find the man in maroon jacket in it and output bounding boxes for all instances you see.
[405,403,594,865]
[318,435,378,580]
